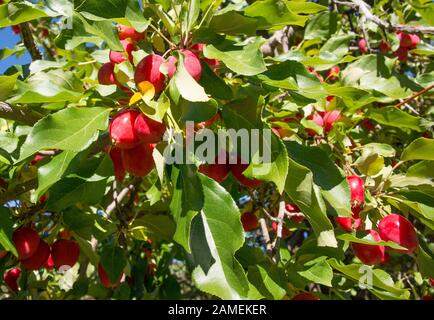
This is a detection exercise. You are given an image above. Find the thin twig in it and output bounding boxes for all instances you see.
[0,102,43,125]
[259,218,273,255]
[343,0,434,34]
[395,83,434,109]
[19,22,42,60]
[272,200,286,261]
[0,179,38,205]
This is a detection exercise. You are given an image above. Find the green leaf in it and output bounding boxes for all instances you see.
[34,151,78,200]
[0,207,18,256]
[74,0,128,19]
[319,34,354,59]
[416,242,434,279]
[284,151,338,248]
[191,174,249,299]
[366,106,425,132]
[407,161,434,178]
[298,257,333,287]
[244,0,309,30]
[328,259,410,299]
[169,166,203,252]
[100,245,127,284]
[304,11,337,40]
[358,143,396,158]
[209,11,258,36]
[257,60,323,91]
[247,264,287,300]
[63,208,116,241]
[354,149,385,176]
[244,131,289,193]
[337,233,407,251]
[204,38,267,76]
[342,55,414,99]
[177,99,218,124]
[46,156,112,211]
[183,0,200,34]
[286,141,352,217]
[130,215,175,241]
[0,73,19,101]
[0,2,51,27]
[18,107,110,162]
[9,70,85,104]
[401,138,434,161]
[173,54,209,102]
[0,132,19,154]
[199,62,233,100]
[74,235,99,267]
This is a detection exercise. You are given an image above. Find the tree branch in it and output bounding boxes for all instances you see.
[19,22,42,60]
[259,218,273,255]
[105,178,142,216]
[338,0,434,34]
[261,26,294,56]
[272,200,286,261]
[395,83,434,109]
[0,102,43,125]
[0,179,38,205]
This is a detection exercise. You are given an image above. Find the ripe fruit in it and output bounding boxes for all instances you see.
[241,212,259,232]
[347,175,364,208]
[306,112,324,136]
[31,155,45,166]
[361,119,375,131]
[21,240,50,270]
[199,161,230,183]
[394,46,408,62]
[121,143,155,177]
[3,268,21,293]
[109,39,135,64]
[285,203,304,223]
[351,230,385,265]
[109,110,141,149]
[398,32,420,49]
[379,40,390,54]
[12,25,21,34]
[51,239,80,269]
[271,221,291,238]
[58,229,72,240]
[190,43,220,71]
[378,214,418,254]
[326,66,340,81]
[109,147,126,181]
[98,263,123,289]
[231,158,262,189]
[0,250,7,259]
[167,50,202,81]
[306,66,324,82]
[45,254,54,270]
[134,54,166,93]
[292,292,320,300]
[134,113,166,144]
[13,227,41,260]
[118,24,144,42]
[195,113,220,130]
[336,207,363,232]
[98,63,117,85]
[358,39,368,53]
[323,110,341,133]
[336,217,362,232]
[430,278,434,286]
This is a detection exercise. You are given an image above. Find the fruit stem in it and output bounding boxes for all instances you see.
[149,24,176,49]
